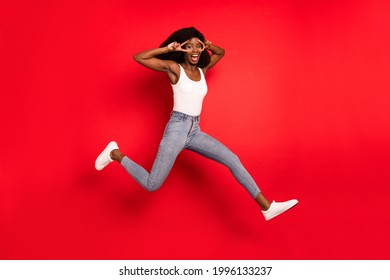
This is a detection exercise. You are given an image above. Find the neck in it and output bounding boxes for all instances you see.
[181,62,198,71]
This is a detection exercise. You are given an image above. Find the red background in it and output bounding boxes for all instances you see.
[1,0,390,259]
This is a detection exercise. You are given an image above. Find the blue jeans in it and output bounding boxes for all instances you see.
[121,111,261,198]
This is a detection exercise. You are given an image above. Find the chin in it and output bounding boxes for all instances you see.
[188,59,199,65]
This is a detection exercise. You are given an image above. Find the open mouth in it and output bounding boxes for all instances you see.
[190,54,199,62]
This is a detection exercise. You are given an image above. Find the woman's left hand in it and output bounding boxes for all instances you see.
[203,40,212,50]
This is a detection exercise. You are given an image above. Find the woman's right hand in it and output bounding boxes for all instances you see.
[167,40,190,52]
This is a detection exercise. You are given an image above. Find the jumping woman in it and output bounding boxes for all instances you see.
[95,27,298,221]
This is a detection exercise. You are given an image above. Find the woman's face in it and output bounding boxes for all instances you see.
[183,37,205,65]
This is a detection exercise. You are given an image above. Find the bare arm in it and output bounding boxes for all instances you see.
[133,41,189,84]
[133,46,174,72]
[202,40,225,73]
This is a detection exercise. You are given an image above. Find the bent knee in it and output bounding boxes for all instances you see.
[227,153,241,164]
[145,179,163,192]
[225,153,243,169]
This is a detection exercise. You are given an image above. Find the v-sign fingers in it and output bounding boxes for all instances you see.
[179,40,191,52]
[180,39,190,46]
[197,39,206,51]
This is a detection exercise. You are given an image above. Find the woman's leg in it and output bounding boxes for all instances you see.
[113,117,192,192]
[186,130,298,221]
[186,130,299,219]
[118,118,189,191]
[186,130,271,209]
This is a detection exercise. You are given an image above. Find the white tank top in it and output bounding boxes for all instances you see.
[171,64,208,116]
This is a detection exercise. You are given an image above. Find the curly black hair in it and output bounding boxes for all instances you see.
[157,27,211,68]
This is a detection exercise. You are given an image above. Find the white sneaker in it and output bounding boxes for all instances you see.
[95,141,119,171]
[262,199,298,221]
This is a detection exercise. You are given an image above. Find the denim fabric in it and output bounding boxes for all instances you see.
[121,111,261,198]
